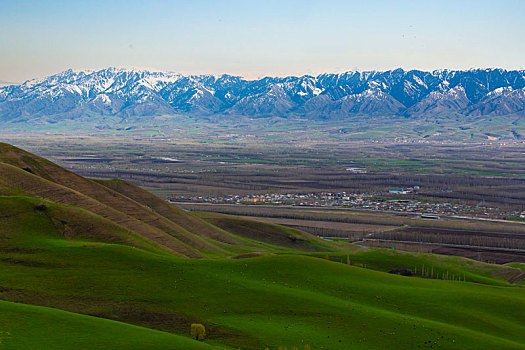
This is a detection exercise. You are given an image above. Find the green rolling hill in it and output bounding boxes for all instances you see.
[0,300,214,350]
[0,143,524,349]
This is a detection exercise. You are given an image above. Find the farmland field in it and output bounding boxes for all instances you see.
[180,203,525,263]
[1,135,524,209]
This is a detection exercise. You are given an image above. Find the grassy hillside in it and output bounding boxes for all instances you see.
[0,143,336,258]
[95,179,241,246]
[0,199,523,349]
[310,250,519,286]
[0,143,524,349]
[0,196,164,253]
[0,162,203,257]
[0,300,214,350]
[193,211,336,253]
[0,233,523,349]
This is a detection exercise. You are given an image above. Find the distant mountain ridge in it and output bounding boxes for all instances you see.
[0,68,524,125]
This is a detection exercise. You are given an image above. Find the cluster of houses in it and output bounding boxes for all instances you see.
[170,189,514,219]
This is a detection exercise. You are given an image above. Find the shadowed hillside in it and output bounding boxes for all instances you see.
[193,211,335,252]
[95,179,241,246]
[0,143,336,258]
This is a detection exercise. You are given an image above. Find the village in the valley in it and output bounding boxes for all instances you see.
[170,188,525,220]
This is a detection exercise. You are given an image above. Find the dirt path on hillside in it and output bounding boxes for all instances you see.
[508,269,525,284]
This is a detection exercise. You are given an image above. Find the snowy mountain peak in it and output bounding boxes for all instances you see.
[0,68,524,123]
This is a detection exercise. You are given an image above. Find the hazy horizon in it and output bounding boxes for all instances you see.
[1,0,524,83]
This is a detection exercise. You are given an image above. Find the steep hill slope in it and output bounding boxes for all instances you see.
[0,195,164,253]
[0,143,336,258]
[95,179,241,246]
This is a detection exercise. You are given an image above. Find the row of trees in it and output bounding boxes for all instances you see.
[371,231,525,250]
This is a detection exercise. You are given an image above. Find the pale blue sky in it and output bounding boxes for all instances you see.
[1,0,523,82]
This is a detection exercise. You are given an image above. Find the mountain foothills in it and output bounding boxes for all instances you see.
[0,68,524,128]
[0,142,524,349]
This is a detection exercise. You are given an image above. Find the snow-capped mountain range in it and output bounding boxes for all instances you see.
[0,67,524,124]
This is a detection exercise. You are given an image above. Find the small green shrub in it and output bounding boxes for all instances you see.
[190,323,206,340]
